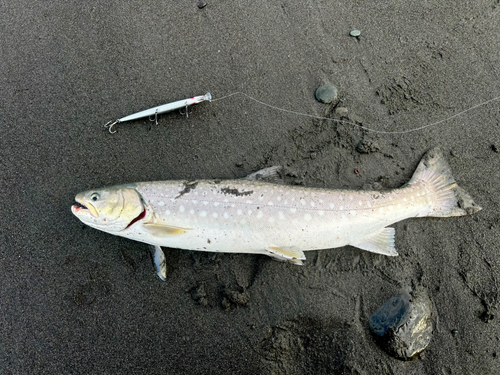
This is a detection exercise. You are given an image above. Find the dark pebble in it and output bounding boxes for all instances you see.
[198,1,207,9]
[369,291,433,360]
[315,84,338,104]
[492,144,499,153]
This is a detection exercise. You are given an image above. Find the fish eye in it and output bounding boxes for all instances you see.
[90,193,100,201]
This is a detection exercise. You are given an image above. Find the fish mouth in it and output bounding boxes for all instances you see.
[71,197,98,218]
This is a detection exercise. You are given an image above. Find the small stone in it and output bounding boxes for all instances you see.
[369,291,433,360]
[350,30,361,37]
[197,1,207,9]
[335,107,349,116]
[451,329,459,337]
[492,144,499,153]
[356,140,380,154]
[315,84,339,104]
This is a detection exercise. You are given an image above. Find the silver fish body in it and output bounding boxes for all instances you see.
[72,148,481,276]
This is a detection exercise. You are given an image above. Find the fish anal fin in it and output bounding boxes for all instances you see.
[142,223,191,237]
[149,245,167,281]
[351,227,398,256]
[266,246,306,264]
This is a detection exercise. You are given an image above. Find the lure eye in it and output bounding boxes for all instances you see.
[90,193,100,201]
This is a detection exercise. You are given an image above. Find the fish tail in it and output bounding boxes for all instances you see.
[408,147,481,217]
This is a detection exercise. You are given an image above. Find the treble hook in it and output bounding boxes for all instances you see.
[148,109,159,125]
[179,104,190,118]
[104,120,120,134]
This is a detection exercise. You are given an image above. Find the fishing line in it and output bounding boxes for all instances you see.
[211,91,500,135]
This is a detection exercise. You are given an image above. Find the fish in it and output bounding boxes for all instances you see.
[72,148,481,280]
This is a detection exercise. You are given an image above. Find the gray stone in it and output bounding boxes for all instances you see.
[369,291,433,360]
[315,84,338,104]
[335,107,349,116]
[350,30,361,37]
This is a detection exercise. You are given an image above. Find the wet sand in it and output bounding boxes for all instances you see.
[1,1,500,374]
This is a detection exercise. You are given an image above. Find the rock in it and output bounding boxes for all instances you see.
[197,1,207,9]
[335,107,349,117]
[369,291,433,360]
[356,140,380,154]
[350,30,361,37]
[315,84,338,104]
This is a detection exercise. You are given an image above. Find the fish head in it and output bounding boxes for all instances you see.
[71,187,145,233]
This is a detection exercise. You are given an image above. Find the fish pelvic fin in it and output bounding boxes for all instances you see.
[408,147,481,217]
[351,227,398,256]
[266,246,306,265]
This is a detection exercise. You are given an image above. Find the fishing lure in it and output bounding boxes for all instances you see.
[104,92,212,133]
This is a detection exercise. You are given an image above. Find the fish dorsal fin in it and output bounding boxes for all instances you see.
[243,166,284,184]
[266,246,306,264]
[350,227,398,256]
[149,245,167,281]
[142,223,191,237]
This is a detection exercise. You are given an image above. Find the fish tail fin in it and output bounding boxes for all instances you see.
[408,148,481,217]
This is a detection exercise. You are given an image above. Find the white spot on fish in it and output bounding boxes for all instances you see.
[203,201,209,205]
[304,214,312,221]
[237,209,242,215]
[191,200,198,204]
[179,205,185,213]
[339,206,344,210]
[349,210,356,216]
[330,203,335,209]
[240,219,247,224]
[257,211,263,219]
[248,210,253,215]
[159,201,165,206]
[212,212,218,218]
[310,201,315,207]
[290,208,297,213]
[190,209,195,214]
[349,196,354,201]
[319,211,325,216]
[277,196,282,202]
[268,217,275,223]
[300,199,306,205]
[358,201,363,206]
[279,211,285,219]
[284,200,289,205]
[268,201,274,206]
[214,202,220,207]
[259,196,264,201]
[246,200,253,204]
[165,210,171,215]
[223,212,229,219]
[200,211,207,217]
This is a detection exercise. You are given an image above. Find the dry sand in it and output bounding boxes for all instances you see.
[1,1,500,374]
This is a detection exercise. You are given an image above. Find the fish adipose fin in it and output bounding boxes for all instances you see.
[142,223,191,237]
[408,147,482,217]
[351,227,398,256]
[266,246,306,265]
[149,245,167,281]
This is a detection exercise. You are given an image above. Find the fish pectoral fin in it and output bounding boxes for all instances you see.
[142,223,191,237]
[265,246,306,264]
[149,245,167,281]
[350,227,398,256]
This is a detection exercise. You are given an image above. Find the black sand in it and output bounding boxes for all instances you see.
[1,1,500,374]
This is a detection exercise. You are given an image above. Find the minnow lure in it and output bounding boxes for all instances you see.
[104,92,212,133]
